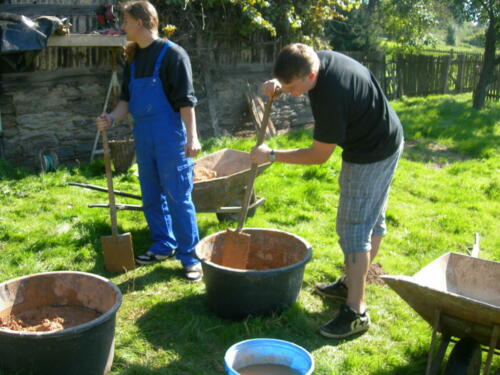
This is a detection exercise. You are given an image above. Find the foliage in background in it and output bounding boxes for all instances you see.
[446,24,456,46]
[326,2,383,52]
[145,0,358,48]
[446,0,499,109]
[463,29,485,47]
[380,0,438,51]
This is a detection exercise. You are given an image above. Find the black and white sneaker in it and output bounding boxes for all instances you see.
[184,263,203,282]
[135,250,175,265]
[320,304,370,339]
[315,275,348,301]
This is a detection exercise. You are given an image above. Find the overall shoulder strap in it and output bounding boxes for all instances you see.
[153,41,171,76]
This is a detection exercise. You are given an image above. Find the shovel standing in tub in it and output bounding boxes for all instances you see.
[219,88,280,270]
[250,43,404,340]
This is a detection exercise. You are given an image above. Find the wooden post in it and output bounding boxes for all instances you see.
[456,54,465,93]
[442,50,453,94]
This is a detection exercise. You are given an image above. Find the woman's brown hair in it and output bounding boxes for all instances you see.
[122,1,159,62]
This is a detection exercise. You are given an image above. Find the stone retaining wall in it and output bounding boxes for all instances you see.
[0,62,313,169]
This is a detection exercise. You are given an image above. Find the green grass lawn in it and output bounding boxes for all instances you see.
[0,93,499,374]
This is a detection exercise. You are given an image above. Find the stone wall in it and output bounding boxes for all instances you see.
[0,61,313,170]
[194,62,313,138]
[0,68,132,168]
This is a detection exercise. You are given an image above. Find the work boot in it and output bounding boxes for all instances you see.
[320,304,370,339]
[315,275,348,301]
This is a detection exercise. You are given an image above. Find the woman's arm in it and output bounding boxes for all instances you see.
[180,106,201,158]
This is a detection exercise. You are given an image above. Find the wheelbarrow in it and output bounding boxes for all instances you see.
[69,148,271,222]
[381,235,500,375]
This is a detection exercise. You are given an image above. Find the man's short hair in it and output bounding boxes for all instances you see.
[273,43,319,84]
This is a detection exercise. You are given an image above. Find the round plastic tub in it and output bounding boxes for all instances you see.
[196,228,312,319]
[0,271,122,375]
[224,338,314,375]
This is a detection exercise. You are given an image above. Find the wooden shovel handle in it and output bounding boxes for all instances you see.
[101,129,119,236]
[236,94,275,232]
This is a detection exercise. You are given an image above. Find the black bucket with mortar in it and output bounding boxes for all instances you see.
[196,228,312,319]
[0,271,122,375]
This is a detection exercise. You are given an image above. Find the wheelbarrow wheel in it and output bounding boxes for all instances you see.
[443,337,481,375]
[216,199,257,223]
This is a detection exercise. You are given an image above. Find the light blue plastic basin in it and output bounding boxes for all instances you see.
[224,338,314,375]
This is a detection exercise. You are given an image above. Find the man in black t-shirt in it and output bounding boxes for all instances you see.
[251,43,404,339]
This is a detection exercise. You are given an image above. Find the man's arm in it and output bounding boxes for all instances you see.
[251,139,336,165]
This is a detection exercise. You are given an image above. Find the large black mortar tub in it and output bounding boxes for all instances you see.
[196,228,312,319]
[0,271,122,375]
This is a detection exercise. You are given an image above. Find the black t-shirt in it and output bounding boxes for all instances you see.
[309,51,403,163]
[120,39,197,111]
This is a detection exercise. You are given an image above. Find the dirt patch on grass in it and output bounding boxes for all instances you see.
[404,140,469,168]
[367,263,386,285]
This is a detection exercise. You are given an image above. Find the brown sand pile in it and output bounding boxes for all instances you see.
[0,305,101,332]
[194,166,217,181]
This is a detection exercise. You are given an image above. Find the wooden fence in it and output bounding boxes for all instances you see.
[344,50,499,102]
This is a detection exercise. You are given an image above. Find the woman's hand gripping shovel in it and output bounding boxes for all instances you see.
[100,129,136,273]
[219,90,277,269]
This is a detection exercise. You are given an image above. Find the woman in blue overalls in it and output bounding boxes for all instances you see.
[96,1,202,281]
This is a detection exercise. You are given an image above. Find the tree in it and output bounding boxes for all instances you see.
[446,24,456,45]
[448,0,498,109]
[149,0,357,48]
[380,0,439,52]
[326,2,383,52]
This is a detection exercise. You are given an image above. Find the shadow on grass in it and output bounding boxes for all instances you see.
[116,264,181,295]
[0,159,33,180]
[369,350,428,375]
[111,277,431,374]
[123,292,374,374]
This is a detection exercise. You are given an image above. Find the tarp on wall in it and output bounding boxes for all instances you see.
[0,12,63,54]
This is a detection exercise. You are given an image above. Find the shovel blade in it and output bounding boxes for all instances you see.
[219,229,251,269]
[101,232,136,273]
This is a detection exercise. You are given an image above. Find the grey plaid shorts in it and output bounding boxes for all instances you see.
[336,141,403,255]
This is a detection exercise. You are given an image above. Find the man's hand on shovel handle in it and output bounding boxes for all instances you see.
[261,79,282,99]
[251,144,272,164]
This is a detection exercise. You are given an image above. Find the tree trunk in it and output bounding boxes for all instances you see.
[472,15,497,110]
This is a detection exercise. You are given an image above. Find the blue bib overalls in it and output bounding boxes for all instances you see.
[129,41,199,267]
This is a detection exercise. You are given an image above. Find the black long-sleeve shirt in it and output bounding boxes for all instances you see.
[120,39,197,111]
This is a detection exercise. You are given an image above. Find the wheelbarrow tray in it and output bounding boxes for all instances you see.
[192,148,271,212]
[382,252,500,348]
